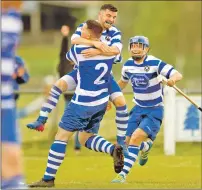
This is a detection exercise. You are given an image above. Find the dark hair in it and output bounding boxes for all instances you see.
[100,4,118,12]
[86,20,103,38]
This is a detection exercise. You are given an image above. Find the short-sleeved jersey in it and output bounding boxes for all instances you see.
[1,9,22,109]
[66,45,115,106]
[71,22,122,63]
[121,55,177,107]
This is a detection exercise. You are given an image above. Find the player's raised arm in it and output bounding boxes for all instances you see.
[59,25,70,61]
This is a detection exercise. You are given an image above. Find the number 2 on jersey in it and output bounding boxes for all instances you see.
[94,63,108,85]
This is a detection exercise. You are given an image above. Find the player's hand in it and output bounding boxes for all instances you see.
[92,41,111,53]
[26,116,47,132]
[81,48,101,58]
[166,79,175,87]
[117,136,129,156]
[106,101,112,111]
[17,66,25,77]
[61,25,70,36]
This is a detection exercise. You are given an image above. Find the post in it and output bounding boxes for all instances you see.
[164,86,176,155]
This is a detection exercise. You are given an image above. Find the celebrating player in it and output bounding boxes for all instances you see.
[25,3,129,156]
[27,20,125,188]
[70,4,128,153]
[1,1,27,189]
[111,35,183,183]
[62,4,129,151]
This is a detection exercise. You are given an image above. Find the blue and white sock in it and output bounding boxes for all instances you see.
[85,135,115,156]
[116,105,129,139]
[40,86,62,118]
[120,145,140,176]
[43,140,67,180]
[1,175,27,189]
[140,141,150,151]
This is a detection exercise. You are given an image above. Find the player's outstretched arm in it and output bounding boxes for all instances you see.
[71,37,94,46]
[26,79,68,132]
[81,46,120,58]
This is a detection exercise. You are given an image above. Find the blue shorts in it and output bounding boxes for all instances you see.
[126,105,164,141]
[66,70,122,98]
[1,108,20,143]
[109,75,123,101]
[59,102,107,133]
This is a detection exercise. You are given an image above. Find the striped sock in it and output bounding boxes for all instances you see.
[85,135,115,156]
[116,105,129,140]
[140,141,150,151]
[120,145,140,176]
[43,140,67,180]
[140,141,149,151]
[40,86,62,118]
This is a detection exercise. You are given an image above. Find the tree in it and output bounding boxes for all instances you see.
[184,105,200,136]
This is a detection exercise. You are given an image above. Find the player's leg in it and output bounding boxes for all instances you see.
[74,131,81,153]
[109,77,129,151]
[29,128,74,188]
[29,103,84,188]
[78,109,124,173]
[112,106,164,183]
[36,70,77,124]
[1,108,27,189]
[63,92,81,153]
[138,107,164,166]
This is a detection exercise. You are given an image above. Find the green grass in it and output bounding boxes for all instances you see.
[16,45,201,188]
[18,94,201,189]
[23,140,201,189]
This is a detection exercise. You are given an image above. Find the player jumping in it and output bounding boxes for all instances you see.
[27,20,125,188]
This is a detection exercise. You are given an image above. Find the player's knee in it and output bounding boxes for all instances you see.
[55,127,71,142]
[113,96,126,107]
[55,79,68,92]
[130,129,147,145]
[78,132,93,146]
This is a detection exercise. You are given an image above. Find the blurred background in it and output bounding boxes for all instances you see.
[18,1,201,90]
[16,1,201,188]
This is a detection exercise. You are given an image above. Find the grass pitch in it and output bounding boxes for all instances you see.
[17,45,201,189]
[23,140,201,189]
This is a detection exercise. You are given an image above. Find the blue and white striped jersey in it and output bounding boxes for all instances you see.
[121,55,178,107]
[71,22,122,63]
[1,9,22,109]
[66,44,115,106]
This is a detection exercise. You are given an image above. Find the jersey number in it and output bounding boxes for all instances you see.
[94,63,108,85]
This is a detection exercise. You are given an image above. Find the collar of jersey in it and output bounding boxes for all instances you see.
[133,56,148,66]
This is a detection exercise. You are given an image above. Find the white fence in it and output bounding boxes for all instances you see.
[164,86,202,155]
